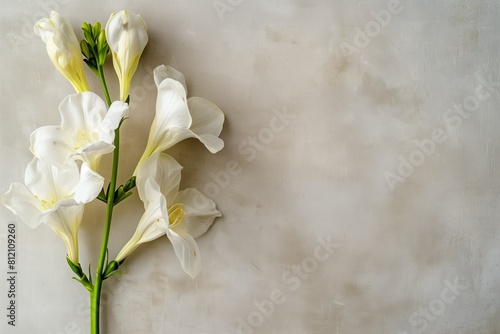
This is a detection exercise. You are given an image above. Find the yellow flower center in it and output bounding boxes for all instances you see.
[168,203,185,228]
[74,131,88,150]
[38,197,56,210]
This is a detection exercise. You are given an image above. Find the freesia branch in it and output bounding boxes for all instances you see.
[2,9,226,334]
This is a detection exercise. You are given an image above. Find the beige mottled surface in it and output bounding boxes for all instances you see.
[1,0,500,333]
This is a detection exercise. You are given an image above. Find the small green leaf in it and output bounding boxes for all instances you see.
[97,188,107,203]
[81,22,91,33]
[114,191,133,205]
[116,185,126,197]
[83,29,94,47]
[119,116,129,126]
[88,263,93,285]
[105,182,111,199]
[80,40,89,59]
[103,260,120,279]
[97,30,107,50]
[72,277,93,292]
[93,22,101,35]
[104,270,125,279]
[66,257,84,277]
[84,63,99,76]
[98,48,108,66]
[123,176,136,192]
[85,58,98,69]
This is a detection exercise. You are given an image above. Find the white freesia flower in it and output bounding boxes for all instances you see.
[1,158,104,263]
[105,10,148,101]
[116,153,221,278]
[34,11,90,93]
[134,65,225,174]
[30,92,129,172]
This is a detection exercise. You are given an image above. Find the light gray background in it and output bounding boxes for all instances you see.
[1,0,500,333]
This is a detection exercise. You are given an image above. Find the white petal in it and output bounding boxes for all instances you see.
[166,226,201,278]
[150,126,195,156]
[30,125,74,167]
[34,11,89,92]
[154,65,187,91]
[106,10,148,57]
[136,155,161,205]
[136,153,183,205]
[34,11,80,51]
[76,141,115,171]
[74,163,104,204]
[172,188,221,238]
[60,92,107,134]
[41,201,84,263]
[101,101,129,132]
[138,194,168,243]
[156,78,191,127]
[187,97,225,153]
[141,177,163,208]
[33,15,54,42]
[147,79,192,151]
[1,183,44,229]
[57,92,123,170]
[106,10,148,101]
[162,195,201,278]
[25,158,79,202]
[134,79,195,170]
[115,190,166,262]
[30,92,118,169]
[155,154,182,204]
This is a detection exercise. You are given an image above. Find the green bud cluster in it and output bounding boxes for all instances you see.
[96,175,136,205]
[80,22,109,75]
[67,253,125,291]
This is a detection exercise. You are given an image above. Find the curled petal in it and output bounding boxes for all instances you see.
[136,66,225,171]
[139,177,163,210]
[74,163,104,204]
[154,64,187,91]
[187,97,225,153]
[154,78,192,139]
[138,193,168,244]
[74,141,115,172]
[171,188,221,239]
[166,227,201,279]
[136,153,182,205]
[115,182,166,262]
[134,79,192,173]
[1,183,44,229]
[159,189,202,278]
[101,101,129,133]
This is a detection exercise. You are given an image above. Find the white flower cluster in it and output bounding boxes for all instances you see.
[2,10,224,278]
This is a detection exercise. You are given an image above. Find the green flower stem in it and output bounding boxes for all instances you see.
[90,126,121,334]
[97,64,112,106]
[90,62,119,333]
